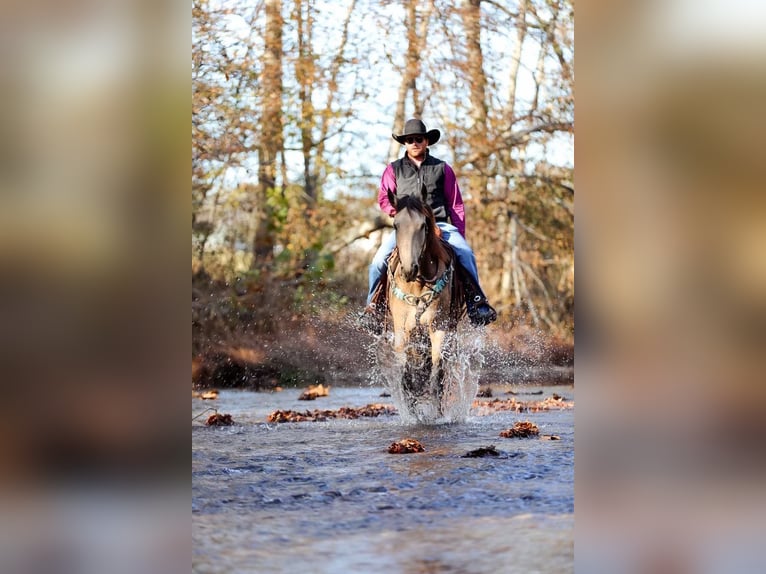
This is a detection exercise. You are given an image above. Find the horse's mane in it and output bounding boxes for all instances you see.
[394,195,450,264]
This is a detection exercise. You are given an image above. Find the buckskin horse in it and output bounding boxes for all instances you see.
[377,190,465,418]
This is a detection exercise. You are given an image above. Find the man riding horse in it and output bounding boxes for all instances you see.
[360,118,497,333]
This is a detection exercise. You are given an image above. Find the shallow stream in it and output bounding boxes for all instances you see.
[192,380,573,573]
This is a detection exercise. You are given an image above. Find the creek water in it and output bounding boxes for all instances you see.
[192,377,573,573]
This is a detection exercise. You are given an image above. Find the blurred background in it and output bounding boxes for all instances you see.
[1,0,188,573]
[576,0,766,572]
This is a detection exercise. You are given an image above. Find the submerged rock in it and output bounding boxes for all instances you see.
[463,445,501,457]
[476,386,493,398]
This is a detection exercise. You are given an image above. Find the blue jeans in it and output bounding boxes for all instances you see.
[366,223,485,305]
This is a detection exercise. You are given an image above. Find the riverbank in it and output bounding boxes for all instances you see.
[192,270,573,390]
[192,314,572,391]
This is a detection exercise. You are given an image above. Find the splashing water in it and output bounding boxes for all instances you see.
[370,325,485,424]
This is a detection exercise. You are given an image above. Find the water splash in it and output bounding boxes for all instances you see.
[370,326,485,424]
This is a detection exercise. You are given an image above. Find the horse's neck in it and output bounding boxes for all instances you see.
[418,255,440,283]
[418,236,449,282]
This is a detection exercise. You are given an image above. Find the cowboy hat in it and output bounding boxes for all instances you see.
[392,118,440,145]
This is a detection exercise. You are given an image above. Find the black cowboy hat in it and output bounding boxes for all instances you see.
[392,118,440,145]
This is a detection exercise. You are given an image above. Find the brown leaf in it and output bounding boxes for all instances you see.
[206,413,233,426]
[298,384,330,400]
[267,403,397,423]
[387,438,425,454]
[499,421,540,438]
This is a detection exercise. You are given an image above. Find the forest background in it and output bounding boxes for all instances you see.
[192,0,574,387]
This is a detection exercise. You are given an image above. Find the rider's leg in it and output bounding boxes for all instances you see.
[366,230,397,305]
[359,231,397,334]
[437,223,497,326]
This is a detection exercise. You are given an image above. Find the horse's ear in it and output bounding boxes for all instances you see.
[387,189,397,211]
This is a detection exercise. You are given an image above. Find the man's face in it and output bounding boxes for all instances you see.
[404,136,426,158]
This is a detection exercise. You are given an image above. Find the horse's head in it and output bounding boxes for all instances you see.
[388,190,432,282]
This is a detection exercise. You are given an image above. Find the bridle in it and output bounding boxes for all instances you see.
[389,207,453,313]
[389,261,453,311]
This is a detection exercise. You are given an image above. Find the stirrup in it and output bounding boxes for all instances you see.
[467,295,497,327]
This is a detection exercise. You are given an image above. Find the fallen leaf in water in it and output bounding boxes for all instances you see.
[298,384,330,400]
[537,395,573,410]
[472,394,573,415]
[192,390,219,400]
[472,397,527,414]
[267,403,397,423]
[542,435,561,440]
[499,421,540,438]
[388,438,425,454]
[206,413,233,426]
[463,445,500,457]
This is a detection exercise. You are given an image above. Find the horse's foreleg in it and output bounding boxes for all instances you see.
[430,329,445,374]
[429,329,447,413]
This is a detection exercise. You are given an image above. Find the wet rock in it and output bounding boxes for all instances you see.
[463,445,501,458]
[476,386,493,397]
[366,485,388,493]
[322,491,342,498]
[192,389,219,400]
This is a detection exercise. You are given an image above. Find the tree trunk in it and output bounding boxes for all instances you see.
[387,0,434,164]
[295,0,316,203]
[461,0,488,201]
[506,0,527,127]
[254,0,284,264]
[316,0,357,183]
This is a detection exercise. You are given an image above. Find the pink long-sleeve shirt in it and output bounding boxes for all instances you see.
[377,160,466,237]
